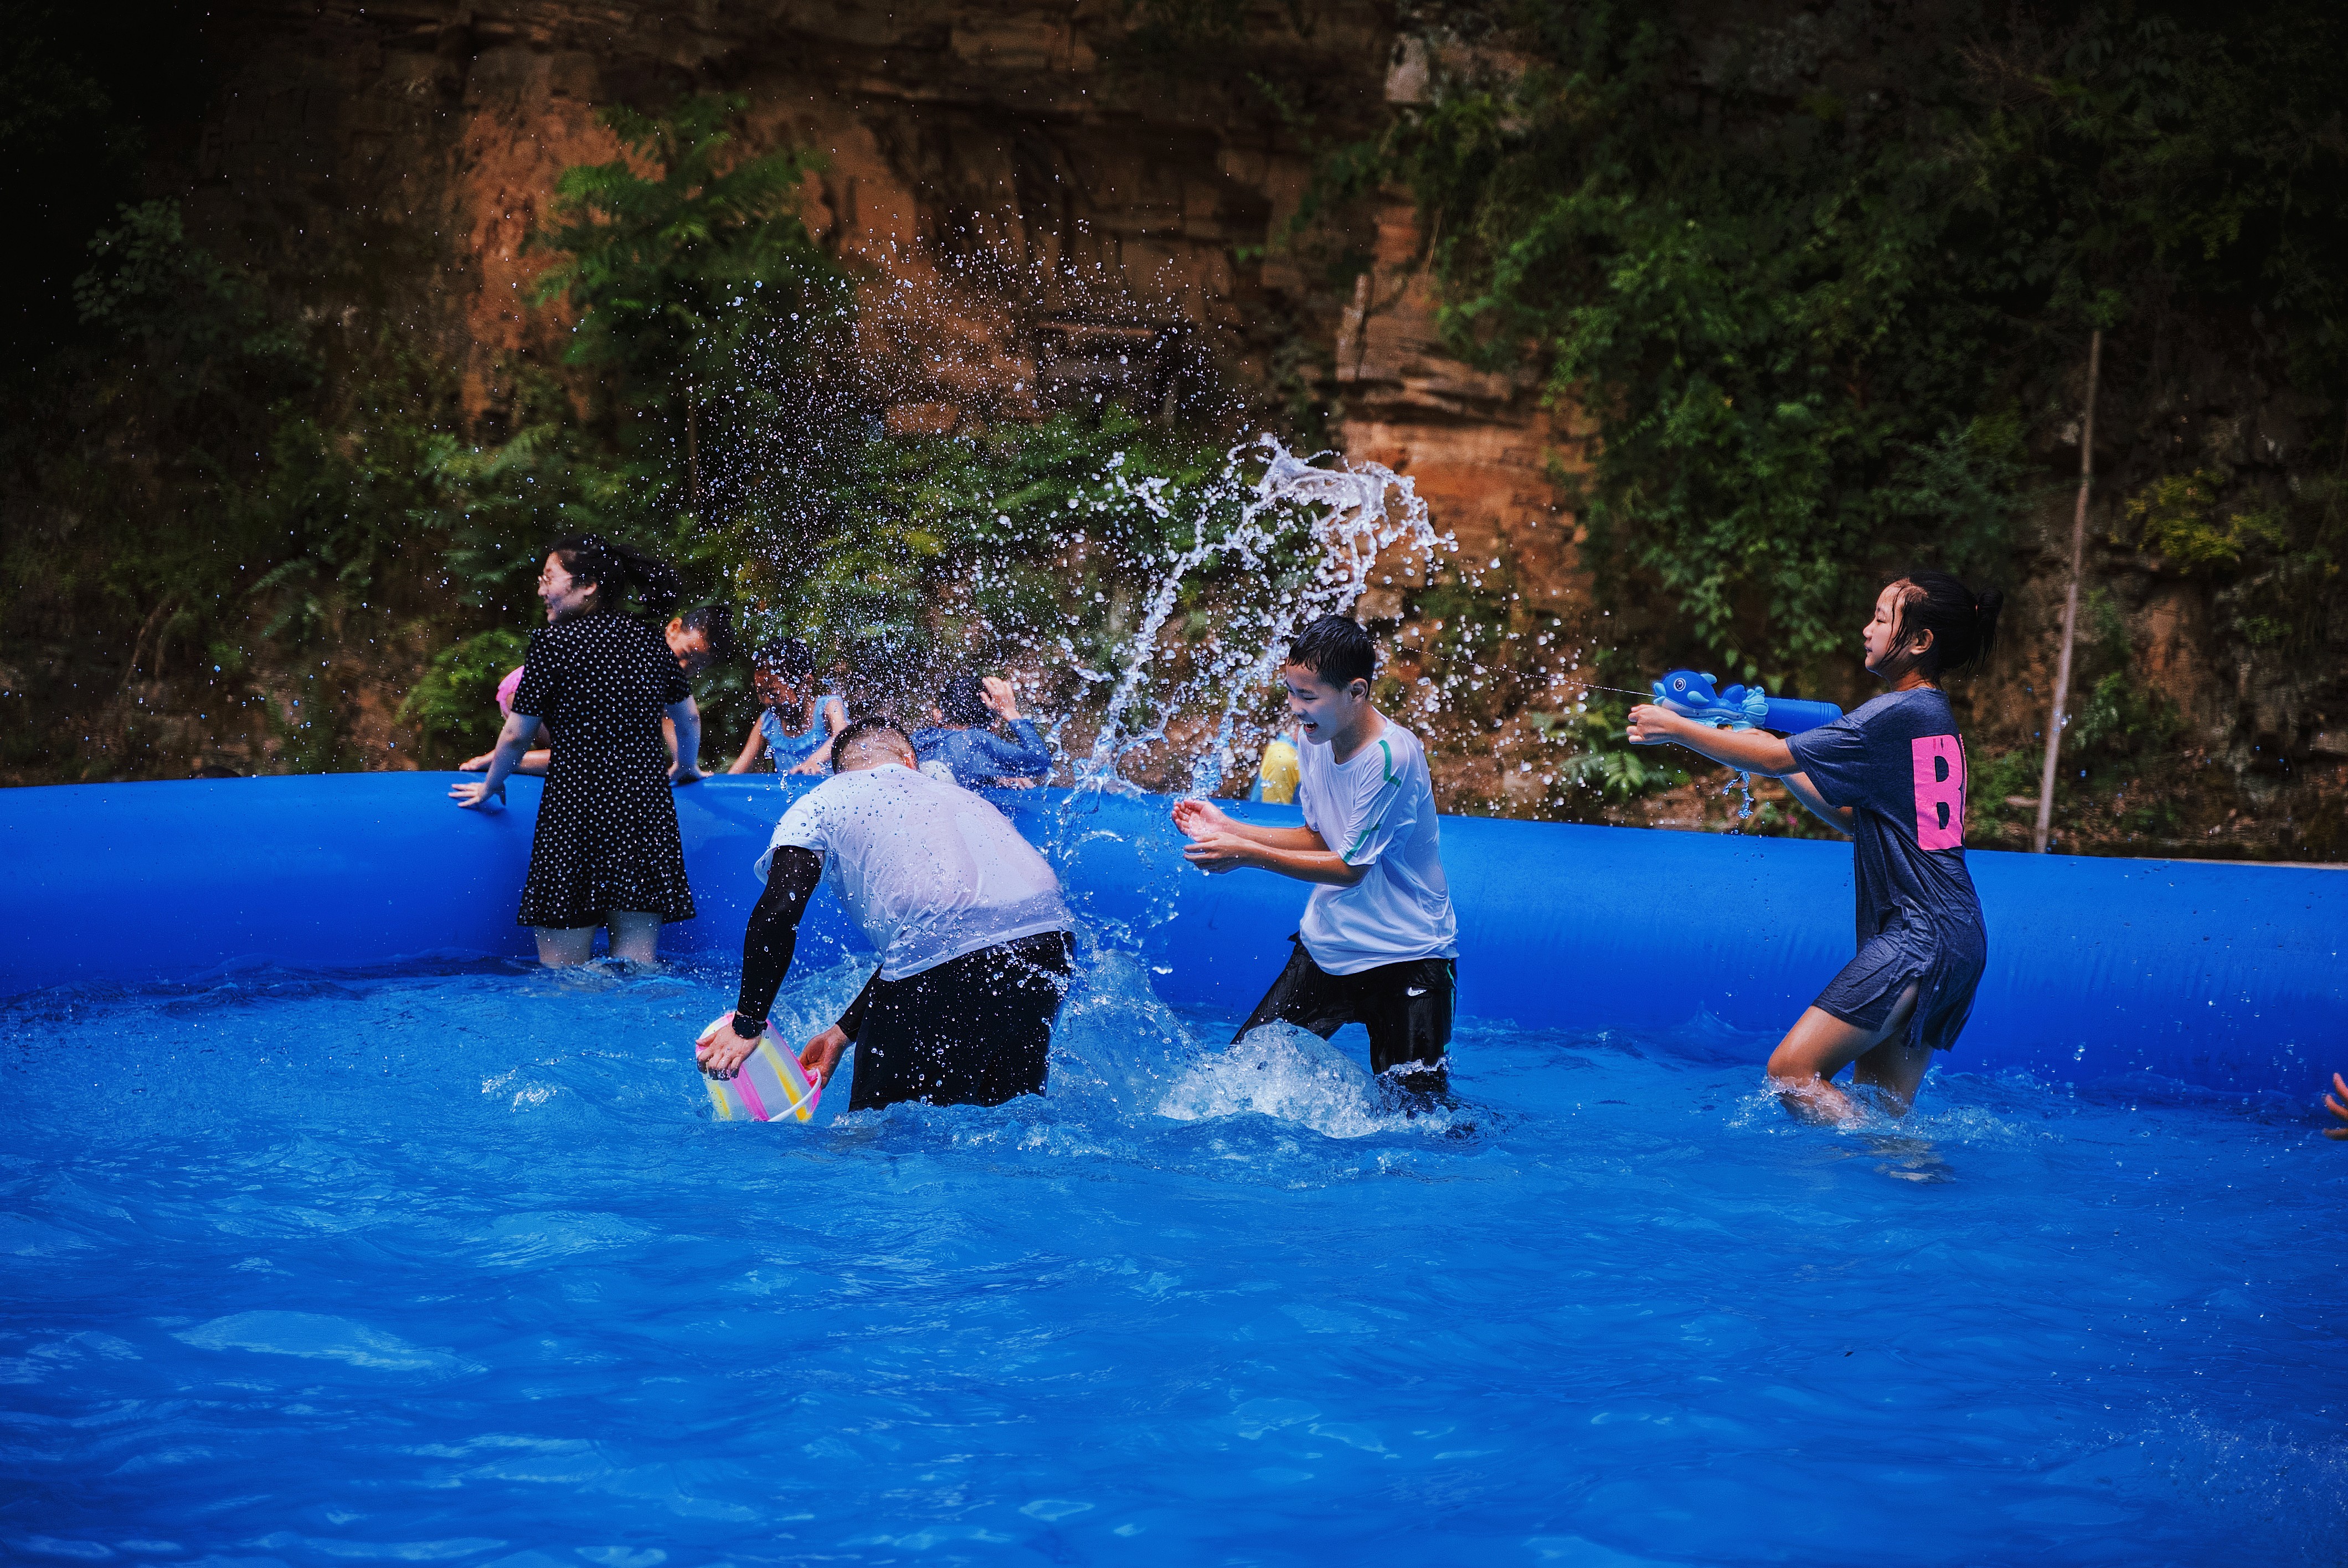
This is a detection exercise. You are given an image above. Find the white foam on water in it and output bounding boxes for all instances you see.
[1155,1022,1396,1141]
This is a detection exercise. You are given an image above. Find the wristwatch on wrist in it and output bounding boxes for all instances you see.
[729,1014,766,1041]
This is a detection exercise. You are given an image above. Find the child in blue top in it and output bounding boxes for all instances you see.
[727,638,848,776]
[1628,570,2002,1123]
[910,674,1053,787]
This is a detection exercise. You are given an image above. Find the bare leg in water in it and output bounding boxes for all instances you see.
[1765,982,1930,1124]
[534,911,663,967]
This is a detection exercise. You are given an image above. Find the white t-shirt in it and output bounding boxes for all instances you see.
[1295,718,1458,976]
[757,763,1072,981]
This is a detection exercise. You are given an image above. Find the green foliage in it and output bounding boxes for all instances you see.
[3,200,325,659]
[1347,0,2348,675]
[1,1,206,367]
[1971,746,2042,822]
[2121,468,2288,574]
[2071,665,2181,763]
[2067,590,2181,766]
[68,200,318,468]
[749,408,1242,673]
[1530,701,1682,804]
[529,93,848,409]
[400,626,532,757]
[1116,0,1248,48]
[418,386,678,621]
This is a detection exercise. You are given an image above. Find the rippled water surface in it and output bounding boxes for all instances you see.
[3,951,2344,1567]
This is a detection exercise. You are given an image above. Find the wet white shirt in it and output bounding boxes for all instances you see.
[1295,718,1458,975]
[758,763,1071,980]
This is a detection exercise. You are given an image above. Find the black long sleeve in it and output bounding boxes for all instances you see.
[732,847,823,1029]
[835,968,883,1043]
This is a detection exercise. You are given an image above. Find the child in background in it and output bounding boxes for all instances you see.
[665,604,734,680]
[1626,570,2002,1123]
[1172,616,1458,1095]
[460,665,550,776]
[910,674,1053,788]
[1248,728,1301,804]
[660,604,734,770]
[728,638,849,776]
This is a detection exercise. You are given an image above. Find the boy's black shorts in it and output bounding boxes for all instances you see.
[841,930,1075,1111]
[1237,935,1455,1090]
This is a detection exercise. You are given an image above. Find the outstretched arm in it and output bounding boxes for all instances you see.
[699,847,824,1076]
[1170,798,1366,886]
[1628,705,1851,831]
[451,711,539,808]
[667,698,703,784]
[727,720,767,775]
[463,722,551,776]
[1626,704,1799,774]
[786,698,851,776]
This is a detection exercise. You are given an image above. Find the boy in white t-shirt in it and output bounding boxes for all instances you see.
[1171,616,1459,1093]
[697,717,1075,1111]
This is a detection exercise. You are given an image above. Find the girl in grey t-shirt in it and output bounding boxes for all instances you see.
[1628,570,2002,1123]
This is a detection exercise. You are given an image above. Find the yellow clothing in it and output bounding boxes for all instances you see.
[1256,737,1301,804]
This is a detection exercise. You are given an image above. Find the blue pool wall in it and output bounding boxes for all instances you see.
[2,772,2340,1094]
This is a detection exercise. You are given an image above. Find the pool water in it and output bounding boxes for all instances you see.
[3,950,2344,1566]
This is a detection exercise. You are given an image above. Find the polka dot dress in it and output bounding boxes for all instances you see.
[508,612,698,929]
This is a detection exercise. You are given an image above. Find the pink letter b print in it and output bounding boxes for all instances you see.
[1911,735,1965,849]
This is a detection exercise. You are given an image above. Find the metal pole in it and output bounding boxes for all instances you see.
[2033,328,2102,853]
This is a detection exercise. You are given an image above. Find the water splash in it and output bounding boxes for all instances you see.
[1070,435,1443,797]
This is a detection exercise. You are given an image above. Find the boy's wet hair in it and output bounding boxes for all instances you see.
[937,673,993,726]
[754,637,817,684]
[677,603,737,665]
[1892,571,2005,676]
[1285,615,1378,690]
[832,715,910,765]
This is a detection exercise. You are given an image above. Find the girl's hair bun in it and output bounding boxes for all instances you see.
[1894,571,2002,675]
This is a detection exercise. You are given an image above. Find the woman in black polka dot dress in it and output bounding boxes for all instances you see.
[451,534,702,965]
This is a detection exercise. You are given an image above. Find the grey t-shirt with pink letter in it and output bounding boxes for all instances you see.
[1785,687,1985,952]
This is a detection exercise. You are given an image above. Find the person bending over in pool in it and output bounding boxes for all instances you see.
[1628,571,2001,1125]
[698,717,1076,1111]
[1171,615,1459,1096]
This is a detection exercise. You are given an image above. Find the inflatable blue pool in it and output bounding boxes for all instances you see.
[3,775,2344,1565]
[4,774,2341,1092]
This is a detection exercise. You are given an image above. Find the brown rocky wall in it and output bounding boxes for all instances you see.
[83,0,2348,855]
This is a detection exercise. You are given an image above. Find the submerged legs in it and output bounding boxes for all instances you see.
[533,911,663,968]
[1765,983,1925,1124]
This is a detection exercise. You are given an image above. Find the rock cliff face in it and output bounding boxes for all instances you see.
[197,2,1414,425]
[188,0,1582,750]
[150,0,2346,853]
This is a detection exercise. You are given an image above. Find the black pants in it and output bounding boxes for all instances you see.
[1237,936,1454,1091]
[841,931,1075,1111]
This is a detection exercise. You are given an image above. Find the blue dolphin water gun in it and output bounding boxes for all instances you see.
[1651,669,1842,735]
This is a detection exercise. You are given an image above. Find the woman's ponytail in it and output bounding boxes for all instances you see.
[609,540,681,618]
[549,533,682,619]
[1894,570,2004,676]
